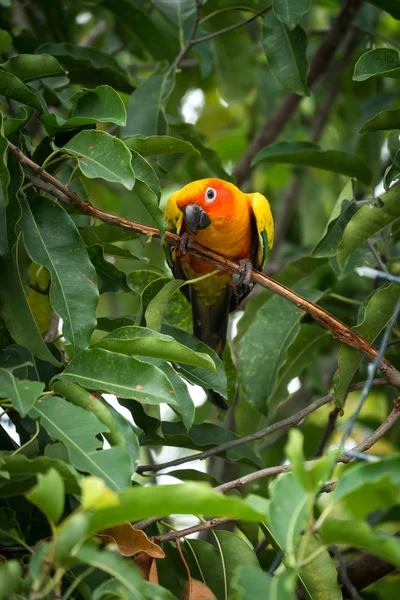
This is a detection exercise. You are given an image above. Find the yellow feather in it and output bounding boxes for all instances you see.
[247,192,274,269]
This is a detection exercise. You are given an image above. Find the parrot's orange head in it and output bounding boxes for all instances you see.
[174,178,242,234]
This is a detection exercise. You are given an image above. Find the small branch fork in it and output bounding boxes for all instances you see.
[9,142,400,395]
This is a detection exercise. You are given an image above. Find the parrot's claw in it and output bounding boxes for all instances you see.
[179,232,195,255]
[238,259,253,288]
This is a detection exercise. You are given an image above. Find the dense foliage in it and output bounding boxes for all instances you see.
[1,0,400,598]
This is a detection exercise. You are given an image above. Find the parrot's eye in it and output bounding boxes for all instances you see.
[205,187,217,203]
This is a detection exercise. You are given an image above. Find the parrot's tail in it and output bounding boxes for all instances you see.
[190,286,231,410]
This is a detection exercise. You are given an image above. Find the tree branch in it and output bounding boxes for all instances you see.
[153,517,234,543]
[233,0,365,186]
[9,142,400,394]
[137,379,388,474]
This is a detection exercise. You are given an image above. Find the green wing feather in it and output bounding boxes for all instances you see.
[164,190,184,270]
[247,192,274,269]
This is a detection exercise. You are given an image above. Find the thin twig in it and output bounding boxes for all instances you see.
[170,0,202,71]
[9,142,400,394]
[137,379,388,474]
[314,407,340,457]
[367,239,388,273]
[233,0,364,186]
[331,546,364,600]
[192,6,271,46]
[154,517,234,543]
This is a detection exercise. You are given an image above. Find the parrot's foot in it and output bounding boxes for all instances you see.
[238,259,253,288]
[179,232,195,255]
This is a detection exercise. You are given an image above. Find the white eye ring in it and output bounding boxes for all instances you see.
[205,187,217,203]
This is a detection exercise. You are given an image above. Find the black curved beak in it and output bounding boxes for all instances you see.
[181,203,211,234]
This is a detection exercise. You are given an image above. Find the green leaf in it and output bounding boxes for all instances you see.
[267,324,330,415]
[30,396,132,491]
[334,284,399,407]
[19,196,99,354]
[239,277,324,414]
[232,567,295,600]
[57,347,178,406]
[41,85,126,136]
[141,421,262,469]
[0,367,44,417]
[332,456,400,519]
[312,180,357,258]
[353,48,400,82]
[0,112,10,207]
[125,69,175,137]
[37,43,135,93]
[299,535,342,600]
[3,106,33,137]
[336,186,400,268]
[252,142,372,185]
[385,149,400,190]
[145,358,194,431]
[26,468,65,524]
[88,482,265,533]
[75,542,145,594]
[0,69,44,111]
[0,238,60,366]
[87,245,128,294]
[365,0,400,18]
[63,130,135,190]
[124,135,199,157]
[262,13,309,96]
[93,326,216,373]
[0,454,81,495]
[130,152,164,236]
[145,279,186,332]
[273,0,311,30]
[321,519,400,565]
[360,105,400,132]
[285,429,308,490]
[2,53,66,82]
[0,561,21,598]
[214,531,261,596]
[162,324,228,399]
[268,472,308,559]
[169,122,233,181]
[0,29,12,55]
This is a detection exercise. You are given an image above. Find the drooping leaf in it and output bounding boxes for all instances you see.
[2,54,66,82]
[88,482,265,533]
[26,468,65,524]
[385,149,400,190]
[232,567,295,600]
[125,69,175,137]
[267,472,308,560]
[239,277,325,414]
[0,238,60,366]
[63,130,135,190]
[336,186,400,268]
[252,142,372,185]
[93,326,216,373]
[0,367,44,417]
[299,535,342,600]
[57,347,178,406]
[142,420,262,468]
[321,519,400,565]
[0,112,10,207]
[262,13,309,96]
[130,151,164,236]
[30,396,132,491]
[168,122,233,181]
[37,43,135,93]
[360,105,400,132]
[87,245,129,294]
[3,106,34,138]
[0,70,44,111]
[19,196,99,354]
[334,284,399,407]
[353,48,400,82]
[273,0,311,30]
[162,324,228,399]
[124,135,199,157]
[97,522,165,558]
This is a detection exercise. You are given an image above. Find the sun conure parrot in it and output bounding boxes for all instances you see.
[164,178,274,408]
